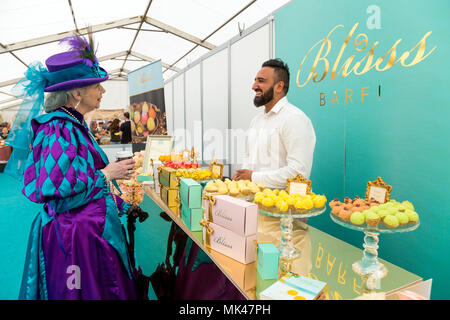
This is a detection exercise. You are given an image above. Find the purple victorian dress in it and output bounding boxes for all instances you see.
[19,107,137,300]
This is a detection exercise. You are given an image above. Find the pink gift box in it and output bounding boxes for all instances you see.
[203,221,257,264]
[202,195,258,236]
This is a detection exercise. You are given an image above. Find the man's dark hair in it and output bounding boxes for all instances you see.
[124,112,130,119]
[262,58,290,94]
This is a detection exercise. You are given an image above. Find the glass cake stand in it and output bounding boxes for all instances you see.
[330,212,420,292]
[259,206,326,275]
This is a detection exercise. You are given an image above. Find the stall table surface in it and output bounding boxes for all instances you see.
[143,186,422,300]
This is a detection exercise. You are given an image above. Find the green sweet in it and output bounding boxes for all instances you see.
[404,209,419,223]
[365,211,381,226]
[383,215,399,229]
[386,207,397,215]
[378,209,389,219]
[361,209,371,218]
[350,211,365,225]
[402,201,415,211]
[395,212,409,225]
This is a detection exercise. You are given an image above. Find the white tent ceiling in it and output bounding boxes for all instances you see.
[0,0,290,112]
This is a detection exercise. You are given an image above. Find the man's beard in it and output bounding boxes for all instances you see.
[253,85,274,107]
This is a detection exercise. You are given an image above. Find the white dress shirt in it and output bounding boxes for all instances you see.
[242,96,316,189]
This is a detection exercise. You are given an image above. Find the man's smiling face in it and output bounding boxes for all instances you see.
[252,67,276,107]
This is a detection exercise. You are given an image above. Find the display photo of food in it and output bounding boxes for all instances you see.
[129,87,167,143]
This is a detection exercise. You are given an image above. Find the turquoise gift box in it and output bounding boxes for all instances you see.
[281,273,327,297]
[256,243,279,280]
[260,273,327,300]
[179,178,202,208]
[181,202,203,231]
[137,174,153,182]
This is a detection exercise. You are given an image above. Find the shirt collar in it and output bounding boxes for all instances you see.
[265,96,288,115]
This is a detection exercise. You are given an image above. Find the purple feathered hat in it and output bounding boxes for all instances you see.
[44,31,108,92]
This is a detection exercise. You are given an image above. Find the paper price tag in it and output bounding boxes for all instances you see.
[288,182,308,197]
[286,174,311,196]
[367,186,387,204]
[365,177,392,203]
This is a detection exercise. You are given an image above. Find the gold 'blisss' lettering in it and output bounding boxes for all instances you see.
[296,23,436,87]
[296,25,342,87]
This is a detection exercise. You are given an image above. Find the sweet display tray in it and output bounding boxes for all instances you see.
[202,191,254,202]
[258,206,326,218]
[330,212,420,234]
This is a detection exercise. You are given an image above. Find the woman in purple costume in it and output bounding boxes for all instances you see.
[10,34,150,300]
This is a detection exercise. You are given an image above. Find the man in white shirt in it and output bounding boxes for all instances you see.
[233,59,315,275]
[233,59,316,188]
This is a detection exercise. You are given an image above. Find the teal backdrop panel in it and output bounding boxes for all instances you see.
[274,0,449,299]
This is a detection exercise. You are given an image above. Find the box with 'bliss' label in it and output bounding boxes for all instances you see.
[203,221,257,264]
[203,195,258,236]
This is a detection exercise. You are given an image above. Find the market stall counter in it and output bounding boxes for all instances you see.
[142,185,422,300]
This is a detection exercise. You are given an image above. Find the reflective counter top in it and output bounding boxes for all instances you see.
[143,186,422,300]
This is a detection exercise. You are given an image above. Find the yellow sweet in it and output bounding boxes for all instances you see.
[263,188,273,195]
[228,181,238,189]
[248,182,258,189]
[279,190,289,197]
[278,193,289,201]
[294,199,308,210]
[205,185,218,193]
[313,195,327,208]
[278,201,289,212]
[240,186,251,195]
[254,193,264,203]
[267,193,278,201]
[262,197,274,207]
[302,198,314,210]
[275,199,285,209]
[255,191,264,198]
[250,186,260,194]
[286,196,296,206]
[273,189,280,195]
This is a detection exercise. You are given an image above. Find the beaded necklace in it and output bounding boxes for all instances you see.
[60,106,98,144]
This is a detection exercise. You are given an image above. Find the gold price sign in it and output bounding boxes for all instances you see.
[209,159,223,179]
[365,177,392,203]
[286,174,312,196]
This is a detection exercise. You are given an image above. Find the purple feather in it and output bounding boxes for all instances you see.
[60,36,89,53]
[59,29,98,66]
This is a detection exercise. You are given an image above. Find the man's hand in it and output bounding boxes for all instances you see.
[233,169,253,181]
